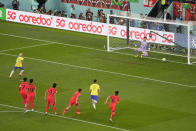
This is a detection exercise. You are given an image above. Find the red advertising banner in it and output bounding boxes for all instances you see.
[185,3,196,21]
[61,0,128,11]
[173,1,182,20]
[143,0,157,7]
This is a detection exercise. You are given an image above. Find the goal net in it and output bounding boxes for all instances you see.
[107,12,196,65]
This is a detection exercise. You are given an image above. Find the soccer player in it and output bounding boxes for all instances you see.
[45,83,57,115]
[62,88,82,115]
[134,37,150,58]
[25,79,36,113]
[104,91,120,122]
[19,77,28,107]
[9,53,24,78]
[89,79,101,110]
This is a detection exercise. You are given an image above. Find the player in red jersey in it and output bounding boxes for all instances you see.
[45,83,57,115]
[19,77,28,107]
[104,91,120,122]
[62,88,82,115]
[25,79,36,113]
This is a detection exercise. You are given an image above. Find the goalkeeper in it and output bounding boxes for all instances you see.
[134,37,150,58]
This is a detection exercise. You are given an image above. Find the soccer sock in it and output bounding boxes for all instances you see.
[64,108,68,112]
[92,103,96,109]
[26,102,29,110]
[32,102,34,109]
[53,106,57,113]
[77,107,79,112]
[9,70,14,78]
[23,98,26,105]
[19,70,24,75]
[46,104,49,112]
[134,50,138,55]
[111,112,115,119]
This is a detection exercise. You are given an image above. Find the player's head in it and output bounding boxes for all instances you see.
[23,77,27,82]
[78,88,82,92]
[115,91,119,96]
[93,79,97,83]
[53,83,57,88]
[19,53,23,57]
[143,37,147,41]
[29,79,33,83]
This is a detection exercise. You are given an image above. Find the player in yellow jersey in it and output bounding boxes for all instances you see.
[9,53,24,79]
[89,79,101,110]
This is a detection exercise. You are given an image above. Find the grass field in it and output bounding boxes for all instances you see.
[0,20,196,131]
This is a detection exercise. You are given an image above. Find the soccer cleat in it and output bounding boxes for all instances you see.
[32,109,34,112]
[54,112,57,115]
[76,112,80,115]
[45,112,48,115]
[109,118,113,122]
[135,55,139,58]
[140,55,143,58]
[62,111,66,116]
[19,73,22,77]
[24,110,29,113]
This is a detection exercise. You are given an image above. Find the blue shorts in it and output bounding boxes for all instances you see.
[91,95,98,102]
[14,66,24,70]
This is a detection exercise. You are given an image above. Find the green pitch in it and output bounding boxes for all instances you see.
[0,20,196,131]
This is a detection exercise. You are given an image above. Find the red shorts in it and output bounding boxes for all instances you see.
[69,100,78,106]
[109,104,116,112]
[20,92,27,99]
[27,95,34,103]
[47,97,55,106]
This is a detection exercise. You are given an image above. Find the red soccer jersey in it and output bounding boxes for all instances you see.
[109,95,120,106]
[71,91,81,101]
[27,84,35,96]
[47,87,57,98]
[19,82,28,93]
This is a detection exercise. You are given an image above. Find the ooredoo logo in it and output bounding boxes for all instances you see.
[19,14,53,26]
[68,21,103,34]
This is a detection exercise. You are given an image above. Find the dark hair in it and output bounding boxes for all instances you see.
[53,83,57,88]
[78,88,82,92]
[29,79,33,83]
[23,77,27,82]
[115,91,119,96]
[144,36,147,39]
[93,79,97,83]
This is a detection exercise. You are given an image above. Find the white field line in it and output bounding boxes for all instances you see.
[0,52,195,88]
[0,32,191,65]
[0,104,130,131]
[0,111,24,113]
[0,43,54,53]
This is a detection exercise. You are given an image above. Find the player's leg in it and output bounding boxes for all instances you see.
[45,100,50,114]
[19,67,24,77]
[91,95,98,110]
[9,67,17,78]
[31,96,34,111]
[25,97,30,113]
[110,110,115,122]
[62,104,71,115]
[21,94,27,107]
[76,103,80,115]
[134,49,139,57]
[50,99,57,115]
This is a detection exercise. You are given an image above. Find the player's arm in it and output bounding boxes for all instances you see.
[104,96,110,104]
[44,90,48,100]
[89,89,92,94]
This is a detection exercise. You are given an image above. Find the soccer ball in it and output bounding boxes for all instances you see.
[162,58,166,62]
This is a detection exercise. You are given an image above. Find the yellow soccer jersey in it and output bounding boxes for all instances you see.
[90,84,100,96]
[15,57,24,67]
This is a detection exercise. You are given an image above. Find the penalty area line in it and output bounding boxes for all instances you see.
[0,111,24,113]
[0,104,130,131]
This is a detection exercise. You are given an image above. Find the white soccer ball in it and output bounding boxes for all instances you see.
[162,58,166,62]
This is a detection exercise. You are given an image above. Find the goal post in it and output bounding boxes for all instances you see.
[107,12,195,65]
